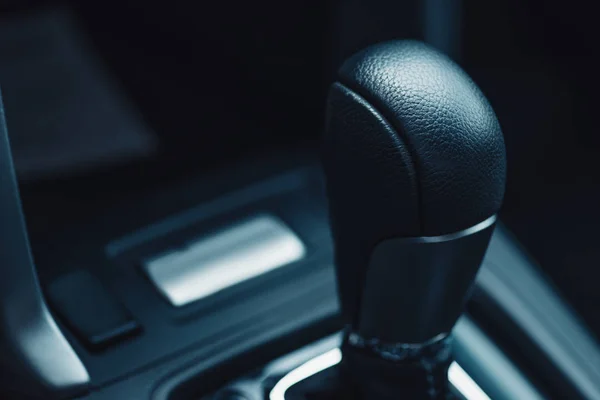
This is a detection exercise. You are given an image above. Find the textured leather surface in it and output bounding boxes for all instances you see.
[322,40,506,328]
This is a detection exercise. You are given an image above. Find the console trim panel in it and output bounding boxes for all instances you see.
[143,214,306,307]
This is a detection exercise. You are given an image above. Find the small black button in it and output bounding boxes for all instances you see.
[46,269,141,351]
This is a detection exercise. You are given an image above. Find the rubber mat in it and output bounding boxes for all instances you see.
[0,7,156,180]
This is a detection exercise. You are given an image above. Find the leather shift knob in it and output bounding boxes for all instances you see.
[323,41,506,344]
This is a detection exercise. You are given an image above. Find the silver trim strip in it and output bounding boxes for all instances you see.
[413,214,496,244]
[268,348,490,400]
[143,215,306,307]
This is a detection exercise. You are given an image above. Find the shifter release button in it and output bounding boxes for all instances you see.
[143,214,306,307]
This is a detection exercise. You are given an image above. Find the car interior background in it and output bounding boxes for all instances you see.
[0,0,599,399]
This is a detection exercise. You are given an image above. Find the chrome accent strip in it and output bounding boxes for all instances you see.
[268,348,489,400]
[411,214,496,244]
[143,215,306,307]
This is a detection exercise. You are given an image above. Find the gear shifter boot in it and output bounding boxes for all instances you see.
[321,40,506,399]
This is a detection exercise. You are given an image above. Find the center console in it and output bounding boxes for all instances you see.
[2,39,600,399]
[64,162,600,400]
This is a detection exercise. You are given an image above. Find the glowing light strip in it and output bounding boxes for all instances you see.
[449,361,491,400]
[269,348,490,400]
[270,349,342,400]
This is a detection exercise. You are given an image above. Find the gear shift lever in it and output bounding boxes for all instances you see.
[322,41,506,398]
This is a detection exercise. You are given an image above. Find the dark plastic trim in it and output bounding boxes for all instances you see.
[0,92,89,398]
[357,215,495,343]
[478,227,600,400]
